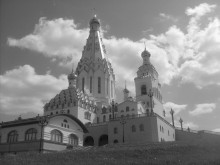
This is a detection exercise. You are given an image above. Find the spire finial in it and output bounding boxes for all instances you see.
[92,8,96,17]
[71,63,74,73]
[144,41,146,51]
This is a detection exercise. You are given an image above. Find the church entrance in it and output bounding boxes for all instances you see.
[98,135,108,146]
[84,136,94,146]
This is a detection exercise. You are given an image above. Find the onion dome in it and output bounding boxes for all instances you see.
[141,48,151,59]
[68,69,77,80]
[89,15,100,31]
[89,15,100,25]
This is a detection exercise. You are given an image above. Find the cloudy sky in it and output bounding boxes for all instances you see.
[0,0,220,132]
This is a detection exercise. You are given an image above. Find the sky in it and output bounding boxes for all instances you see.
[0,0,220,132]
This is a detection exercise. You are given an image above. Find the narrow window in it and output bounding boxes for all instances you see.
[139,124,144,131]
[98,77,101,94]
[90,76,92,93]
[97,117,99,123]
[107,78,109,94]
[114,127,118,134]
[103,115,106,122]
[132,125,136,132]
[111,80,113,97]
[82,77,85,92]
[141,85,147,95]
[126,106,129,112]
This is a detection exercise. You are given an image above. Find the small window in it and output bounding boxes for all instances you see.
[63,119,68,123]
[141,85,147,95]
[113,139,118,143]
[139,124,144,131]
[56,111,58,114]
[131,125,136,132]
[51,112,53,115]
[67,109,70,114]
[126,106,129,112]
[114,127,118,134]
[103,115,106,122]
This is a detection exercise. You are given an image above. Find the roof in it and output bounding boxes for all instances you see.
[0,114,88,133]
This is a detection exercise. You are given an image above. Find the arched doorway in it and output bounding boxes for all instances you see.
[99,135,108,146]
[84,136,94,146]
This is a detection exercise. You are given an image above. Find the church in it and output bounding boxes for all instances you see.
[0,15,218,154]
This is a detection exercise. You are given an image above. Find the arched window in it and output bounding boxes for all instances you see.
[109,114,112,119]
[131,125,136,132]
[103,115,106,122]
[82,77,85,92]
[7,130,18,143]
[69,134,78,146]
[126,106,129,112]
[51,130,62,143]
[141,85,147,95]
[25,128,37,141]
[114,127,118,134]
[139,124,144,131]
[67,109,70,114]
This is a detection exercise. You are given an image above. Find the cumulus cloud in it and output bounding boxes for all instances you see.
[159,13,178,22]
[7,3,220,91]
[163,102,187,117]
[0,65,67,115]
[212,128,220,132]
[8,17,89,65]
[185,3,216,17]
[189,103,216,116]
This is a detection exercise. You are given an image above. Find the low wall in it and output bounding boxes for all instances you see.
[176,129,220,143]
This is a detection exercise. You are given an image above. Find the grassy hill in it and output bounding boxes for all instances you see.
[1,141,220,165]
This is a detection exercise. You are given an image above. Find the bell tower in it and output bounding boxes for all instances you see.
[134,47,163,116]
[76,15,116,107]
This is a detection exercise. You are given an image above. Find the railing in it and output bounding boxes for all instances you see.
[175,127,198,133]
[109,112,174,128]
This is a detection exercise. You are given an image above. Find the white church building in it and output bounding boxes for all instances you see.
[1,15,218,154]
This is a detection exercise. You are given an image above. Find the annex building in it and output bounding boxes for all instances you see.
[0,15,219,154]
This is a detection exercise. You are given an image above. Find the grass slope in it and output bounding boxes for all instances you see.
[1,141,220,165]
